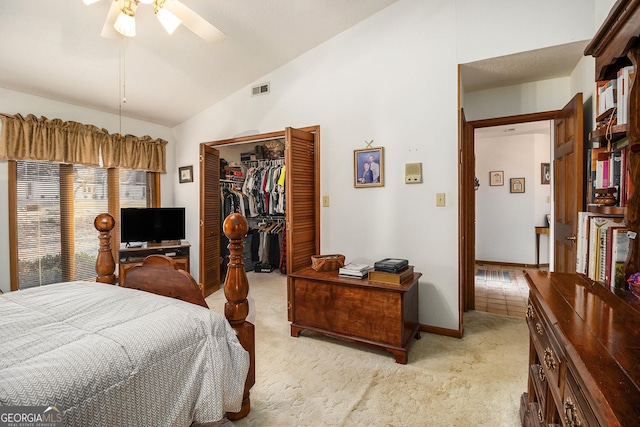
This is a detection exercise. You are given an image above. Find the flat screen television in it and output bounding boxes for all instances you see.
[120,207,186,245]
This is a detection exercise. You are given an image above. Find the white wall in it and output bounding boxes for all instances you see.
[475,134,550,264]
[175,0,461,329]
[463,77,571,122]
[456,0,596,64]
[0,87,175,294]
[0,0,601,330]
[595,0,618,28]
[172,0,596,331]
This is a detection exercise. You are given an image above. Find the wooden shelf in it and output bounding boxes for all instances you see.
[588,124,627,144]
[586,205,626,215]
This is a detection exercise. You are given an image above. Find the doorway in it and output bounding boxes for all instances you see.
[473,120,553,317]
[461,111,558,313]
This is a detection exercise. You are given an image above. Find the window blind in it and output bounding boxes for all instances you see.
[15,161,151,289]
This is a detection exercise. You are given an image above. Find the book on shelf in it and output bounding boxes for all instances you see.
[588,136,630,207]
[605,226,629,288]
[368,266,414,285]
[576,212,597,274]
[586,215,625,282]
[610,228,630,289]
[616,65,635,125]
[597,79,617,116]
[338,263,373,278]
[595,150,610,189]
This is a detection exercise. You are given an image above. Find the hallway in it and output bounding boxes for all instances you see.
[474,264,533,318]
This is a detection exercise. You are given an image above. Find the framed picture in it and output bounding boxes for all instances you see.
[354,147,384,188]
[489,171,504,186]
[510,177,525,193]
[179,165,193,183]
[541,163,550,184]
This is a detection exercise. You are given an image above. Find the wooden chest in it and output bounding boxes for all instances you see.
[288,267,421,364]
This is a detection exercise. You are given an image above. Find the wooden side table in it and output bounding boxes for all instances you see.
[535,227,549,268]
[288,267,421,364]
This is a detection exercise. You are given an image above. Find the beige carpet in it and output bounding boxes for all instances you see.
[206,271,529,427]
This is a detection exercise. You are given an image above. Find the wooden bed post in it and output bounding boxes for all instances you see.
[222,213,255,420]
[94,213,116,285]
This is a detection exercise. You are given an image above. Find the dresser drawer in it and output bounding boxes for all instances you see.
[528,401,545,427]
[562,367,599,427]
[526,299,565,392]
[529,364,548,416]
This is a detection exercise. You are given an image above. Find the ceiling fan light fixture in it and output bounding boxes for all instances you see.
[114,2,136,37]
[156,7,182,35]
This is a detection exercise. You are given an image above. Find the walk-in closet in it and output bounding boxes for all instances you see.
[199,126,320,297]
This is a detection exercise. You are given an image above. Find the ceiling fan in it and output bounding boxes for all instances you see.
[83,0,226,43]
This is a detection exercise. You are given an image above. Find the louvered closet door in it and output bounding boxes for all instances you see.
[200,144,221,297]
[285,127,320,274]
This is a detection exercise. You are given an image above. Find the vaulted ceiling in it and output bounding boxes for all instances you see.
[0,1,588,129]
[0,0,400,127]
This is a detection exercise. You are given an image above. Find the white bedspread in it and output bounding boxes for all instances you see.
[0,281,249,426]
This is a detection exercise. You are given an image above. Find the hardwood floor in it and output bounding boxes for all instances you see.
[474,264,537,318]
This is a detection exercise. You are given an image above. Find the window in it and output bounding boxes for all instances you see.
[12,161,156,290]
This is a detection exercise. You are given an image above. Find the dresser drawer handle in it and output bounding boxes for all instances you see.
[536,322,544,335]
[537,365,546,382]
[564,396,582,427]
[526,304,534,319]
[543,347,557,372]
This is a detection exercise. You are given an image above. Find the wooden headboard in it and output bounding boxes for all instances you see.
[93,212,255,420]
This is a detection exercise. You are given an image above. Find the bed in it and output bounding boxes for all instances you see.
[0,212,255,426]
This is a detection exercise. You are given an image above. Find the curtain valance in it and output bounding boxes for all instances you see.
[0,113,167,173]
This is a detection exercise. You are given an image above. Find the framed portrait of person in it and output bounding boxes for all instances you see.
[354,147,384,188]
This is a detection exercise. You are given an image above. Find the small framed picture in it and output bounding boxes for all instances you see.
[510,177,525,193]
[541,163,550,184]
[354,147,384,188]
[179,165,193,183]
[489,171,504,186]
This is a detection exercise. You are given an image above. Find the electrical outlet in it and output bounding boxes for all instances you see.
[436,193,446,207]
[322,196,330,207]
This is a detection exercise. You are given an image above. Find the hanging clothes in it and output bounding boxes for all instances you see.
[251,218,286,273]
[242,159,285,217]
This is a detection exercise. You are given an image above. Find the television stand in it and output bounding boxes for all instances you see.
[118,241,190,285]
[147,240,182,247]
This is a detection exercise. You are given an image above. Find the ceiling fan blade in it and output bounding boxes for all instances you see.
[101,0,123,39]
[164,0,226,43]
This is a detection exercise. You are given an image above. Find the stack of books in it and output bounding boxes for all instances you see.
[368,258,413,285]
[338,263,373,279]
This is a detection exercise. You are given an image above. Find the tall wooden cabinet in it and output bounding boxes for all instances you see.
[520,2,640,425]
[584,0,640,280]
[198,126,320,298]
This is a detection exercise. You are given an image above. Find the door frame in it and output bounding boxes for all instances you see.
[460,110,559,318]
[200,125,320,296]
